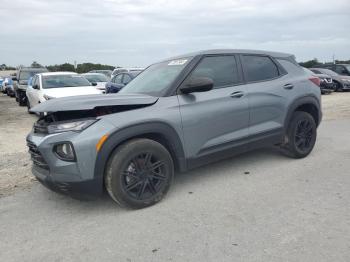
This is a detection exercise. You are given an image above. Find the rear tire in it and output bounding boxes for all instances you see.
[282,111,317,159]
[105,138,174,209]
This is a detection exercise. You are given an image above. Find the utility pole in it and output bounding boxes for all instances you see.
[332,54,335,64]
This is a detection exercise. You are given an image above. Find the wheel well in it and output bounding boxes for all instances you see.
[294,103,319,125]
[110,133,181,172]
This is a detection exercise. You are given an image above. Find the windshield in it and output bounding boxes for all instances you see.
[42,75,92,89]
[345,65,350,72]
[83,74,109,82]
[19,70,47,80]
[120,58,191,96]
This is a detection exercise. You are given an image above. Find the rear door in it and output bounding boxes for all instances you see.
[177,55,250,160]
[240,54,294,142]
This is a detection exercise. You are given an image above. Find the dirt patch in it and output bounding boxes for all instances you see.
[0,94,37,197]
[321,92,350,121]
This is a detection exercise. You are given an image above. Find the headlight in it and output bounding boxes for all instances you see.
[43,94,55,100]
[54,142,76,161]
[48,119,98,134]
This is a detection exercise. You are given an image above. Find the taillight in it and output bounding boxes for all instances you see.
[309,77,321,87]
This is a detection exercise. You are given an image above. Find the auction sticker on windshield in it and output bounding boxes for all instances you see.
[168,59,188,66]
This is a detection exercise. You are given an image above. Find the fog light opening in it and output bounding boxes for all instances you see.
[54,142,76,162]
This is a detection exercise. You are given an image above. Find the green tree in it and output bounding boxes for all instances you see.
[299,58,319,68]
[31,61,43,68]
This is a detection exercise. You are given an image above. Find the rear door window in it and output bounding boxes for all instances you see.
[242,55,279,82]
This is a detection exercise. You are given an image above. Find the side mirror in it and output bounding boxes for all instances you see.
[180,77,214,94]
[33,84,39,90]
[12,77,17,81]
[91,82,97,86]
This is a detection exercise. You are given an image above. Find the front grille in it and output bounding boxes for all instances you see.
[27,140,49,170]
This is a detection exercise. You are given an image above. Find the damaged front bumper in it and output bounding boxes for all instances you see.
[26,117,117,199]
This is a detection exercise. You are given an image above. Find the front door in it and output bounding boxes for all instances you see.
[177,55,249,160]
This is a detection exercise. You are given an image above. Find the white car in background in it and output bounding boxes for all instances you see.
[26,72,103,112]
[81,73,109,92]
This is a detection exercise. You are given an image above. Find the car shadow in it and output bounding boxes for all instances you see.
[34,147,289,212]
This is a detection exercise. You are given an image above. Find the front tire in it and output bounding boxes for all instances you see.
[282,111,317,158]
[105,138,174,209]
[334,82,343,92]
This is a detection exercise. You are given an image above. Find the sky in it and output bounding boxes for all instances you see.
[1,0,349,67]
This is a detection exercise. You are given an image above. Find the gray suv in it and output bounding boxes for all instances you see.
[27,49,322,209]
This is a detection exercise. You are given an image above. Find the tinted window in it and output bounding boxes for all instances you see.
[188,56,239,88]
[123,74,132,84]
[242,55,279,82]
[335,65,346,75]
[113,74,123,84]
[19,70,47,80]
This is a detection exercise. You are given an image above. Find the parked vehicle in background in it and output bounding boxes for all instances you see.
[27,49,322,209]
[88,70,112,78]
[2,77,15,97]
[13,67,48,106]
[111,67,144,79]
[310,68,350,92]
[317,63,350,76]
[106,71,142,93]
[0,77,4,93]
[81,73,109,92]
[26,72,102,112]
[304,68,334,94]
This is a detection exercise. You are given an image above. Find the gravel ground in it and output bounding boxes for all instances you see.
[0,92,350,261]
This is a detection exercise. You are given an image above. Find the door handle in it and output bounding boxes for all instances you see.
[283,83,294,90]
[230,91,244,98]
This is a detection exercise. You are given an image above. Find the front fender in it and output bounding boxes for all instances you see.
[94,121,187,180]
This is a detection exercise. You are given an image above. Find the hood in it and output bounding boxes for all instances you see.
[30,93,158,113]
[43,86,102,98]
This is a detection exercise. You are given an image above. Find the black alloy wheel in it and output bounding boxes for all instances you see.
[122,152,167,201]
[105,138,174,209]
[294,119,313,153]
